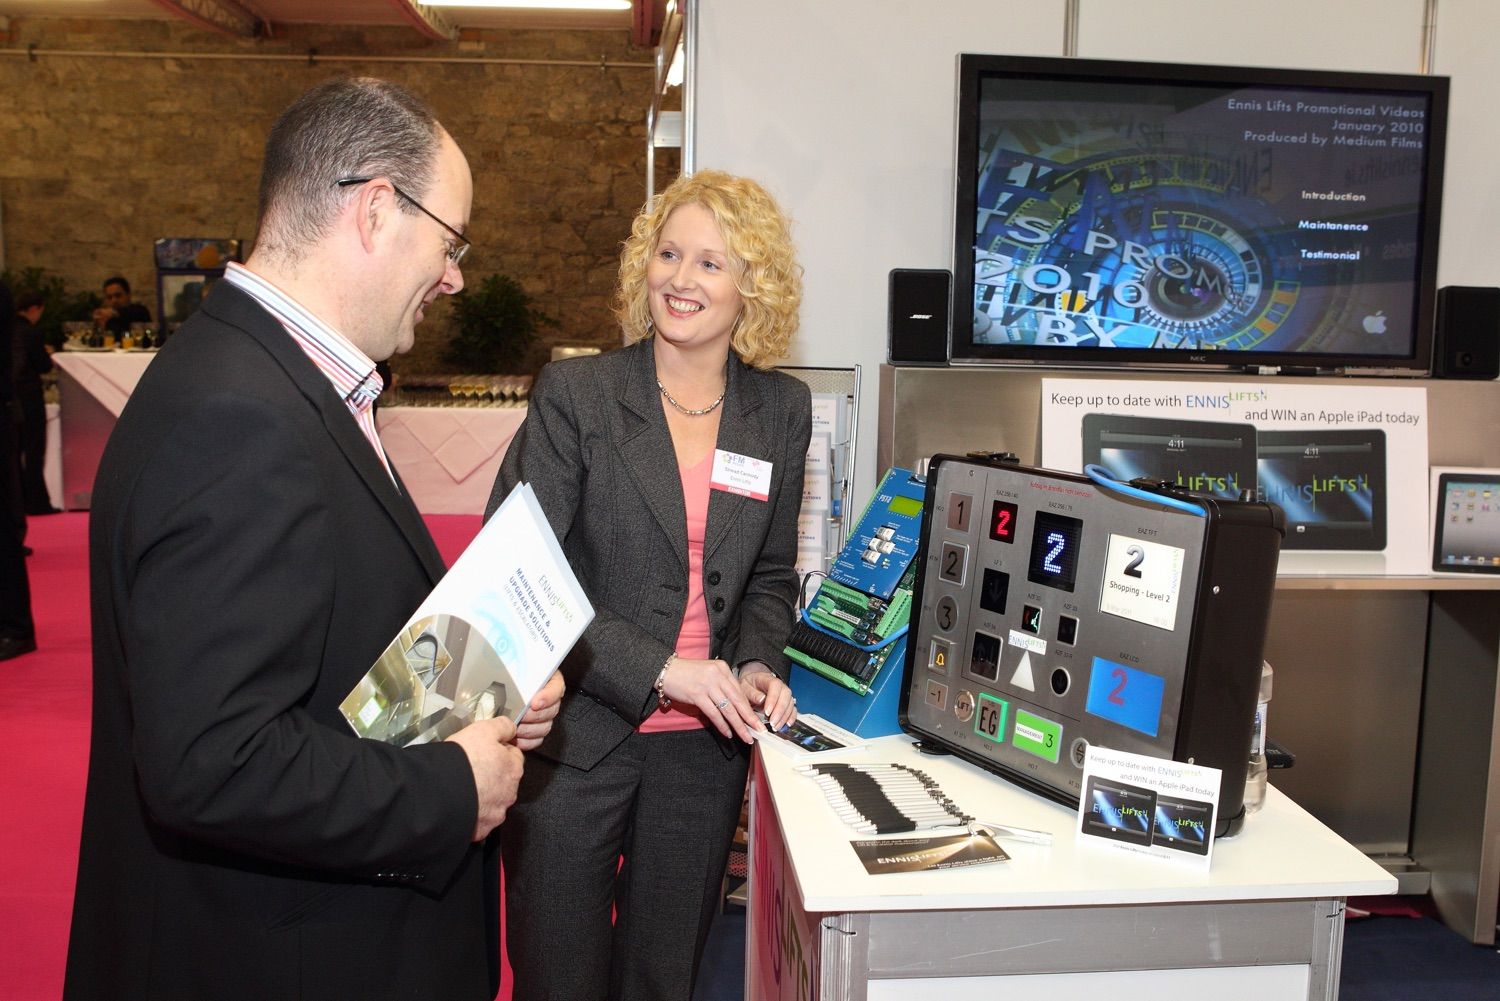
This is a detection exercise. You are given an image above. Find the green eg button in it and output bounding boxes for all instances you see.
[1013,709,1062,764]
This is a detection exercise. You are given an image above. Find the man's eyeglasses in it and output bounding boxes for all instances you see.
[335,176,471,266]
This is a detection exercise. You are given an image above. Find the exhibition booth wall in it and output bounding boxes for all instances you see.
[688,0,1500,950]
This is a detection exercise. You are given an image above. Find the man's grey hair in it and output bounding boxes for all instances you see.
[254,77,443,261]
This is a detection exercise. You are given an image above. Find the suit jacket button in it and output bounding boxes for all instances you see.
[712,597,725,612]
[707,571,721,586]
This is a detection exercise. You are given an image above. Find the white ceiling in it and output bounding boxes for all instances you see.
[0,0,635,33]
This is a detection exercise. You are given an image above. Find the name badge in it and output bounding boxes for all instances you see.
[711,449,773,502]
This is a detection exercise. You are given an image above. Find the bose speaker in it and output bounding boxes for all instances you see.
[888,268,951,365]
[1432,286,1500,380]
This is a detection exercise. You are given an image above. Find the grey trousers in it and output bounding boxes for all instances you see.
[500,727,750,1001]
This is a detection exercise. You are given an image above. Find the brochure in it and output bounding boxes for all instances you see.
[849,831,1011,875]
[339,482,594,746]
[752,712,866,758]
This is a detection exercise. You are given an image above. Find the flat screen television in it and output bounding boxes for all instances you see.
[951,55,1449,374]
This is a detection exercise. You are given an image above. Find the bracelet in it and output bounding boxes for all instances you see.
[654,654,675,709]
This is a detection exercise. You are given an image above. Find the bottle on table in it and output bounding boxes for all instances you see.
[1244,660,1274,814]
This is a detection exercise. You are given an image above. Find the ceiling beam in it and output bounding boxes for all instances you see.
[388,0,460,42]
[147,0,264,38]
[631,0,665,49]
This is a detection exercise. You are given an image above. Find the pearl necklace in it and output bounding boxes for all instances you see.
[657,378,726,417]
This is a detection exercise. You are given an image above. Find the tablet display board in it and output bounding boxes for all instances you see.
[1082,413,1257,500]
[1256,429,1386,550]
[1433,472,1500,573]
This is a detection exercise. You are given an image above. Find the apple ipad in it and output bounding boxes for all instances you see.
[1256,429,1387,551]
[1432,472,1500,573]
[1080,413,1258,500]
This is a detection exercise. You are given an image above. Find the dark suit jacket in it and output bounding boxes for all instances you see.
[64,283,499,1000]
[486,338,811,770]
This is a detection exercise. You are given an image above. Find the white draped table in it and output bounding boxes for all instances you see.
[48,350,525,516]
[375,406,527,515]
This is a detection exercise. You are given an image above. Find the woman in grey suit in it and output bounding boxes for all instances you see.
[488,170,809,1000]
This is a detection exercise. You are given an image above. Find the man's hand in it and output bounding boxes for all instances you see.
[515,672,565,751]
[447,716,524,842]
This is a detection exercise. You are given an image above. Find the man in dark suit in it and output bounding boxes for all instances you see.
[0,277,36,661]
[12,289,57,514]
[64,78,559,1000]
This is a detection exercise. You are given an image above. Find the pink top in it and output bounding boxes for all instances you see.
[640,451,714,733]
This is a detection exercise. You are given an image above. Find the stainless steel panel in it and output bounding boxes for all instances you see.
[1262,590,1427,854]
[855,899,1339,983]
[1412,590,1500,945]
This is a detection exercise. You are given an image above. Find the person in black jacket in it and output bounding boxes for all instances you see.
[0,278,36,661]
[91,275,152,337]
[64,77,561,999]
[11,289,57,514]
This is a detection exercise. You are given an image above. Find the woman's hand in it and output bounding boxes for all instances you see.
[660,656,760,743]
[738,661,796,731]
[515,672,566,751]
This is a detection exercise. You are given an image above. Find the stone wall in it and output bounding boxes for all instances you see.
[0,16,659,373]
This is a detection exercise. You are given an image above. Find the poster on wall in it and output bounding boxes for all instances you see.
[1039,378,1428,575]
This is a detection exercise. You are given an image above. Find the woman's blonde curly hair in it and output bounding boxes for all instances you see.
[614,170,802,370]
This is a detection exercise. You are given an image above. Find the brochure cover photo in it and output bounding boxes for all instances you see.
[340,482,594,746]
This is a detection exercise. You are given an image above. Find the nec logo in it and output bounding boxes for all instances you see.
[908,313,934,320]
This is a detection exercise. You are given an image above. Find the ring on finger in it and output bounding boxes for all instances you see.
[715,698,730,710]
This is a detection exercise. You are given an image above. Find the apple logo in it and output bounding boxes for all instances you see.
[1363,311,1388,335]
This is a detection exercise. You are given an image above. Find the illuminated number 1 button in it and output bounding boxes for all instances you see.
[947,492,974,532]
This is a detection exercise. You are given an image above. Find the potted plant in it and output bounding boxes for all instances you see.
[442,273,557,374]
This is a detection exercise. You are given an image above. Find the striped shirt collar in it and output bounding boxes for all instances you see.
[223,262,394,485]
[224,262,384,412]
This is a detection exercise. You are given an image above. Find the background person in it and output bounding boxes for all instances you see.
[91,274,152,336]
[11,289,57,514]
[64,77,561,1001]
[0,276,36,662]
[488,169,808,1001]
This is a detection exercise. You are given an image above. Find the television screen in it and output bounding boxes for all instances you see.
[951,55,1448,373]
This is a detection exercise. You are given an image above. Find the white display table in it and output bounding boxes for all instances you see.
[47,350,525,516]
[747,734,1395,1000]
[52,351,157,509]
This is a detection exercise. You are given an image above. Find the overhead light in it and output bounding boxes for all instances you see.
[430,1,632,10]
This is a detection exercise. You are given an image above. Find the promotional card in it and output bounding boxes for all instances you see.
[1040,379,1429,575]
[1077,746,1221,866]
[849,830,1011,875]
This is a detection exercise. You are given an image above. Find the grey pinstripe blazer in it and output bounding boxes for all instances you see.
[485,338,812,770]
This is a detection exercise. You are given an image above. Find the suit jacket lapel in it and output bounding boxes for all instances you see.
[202,285,446,585]
[705,357,768,562]
[616,341,688,573]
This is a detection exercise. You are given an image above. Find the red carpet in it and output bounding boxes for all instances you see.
[0,512,487,999]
